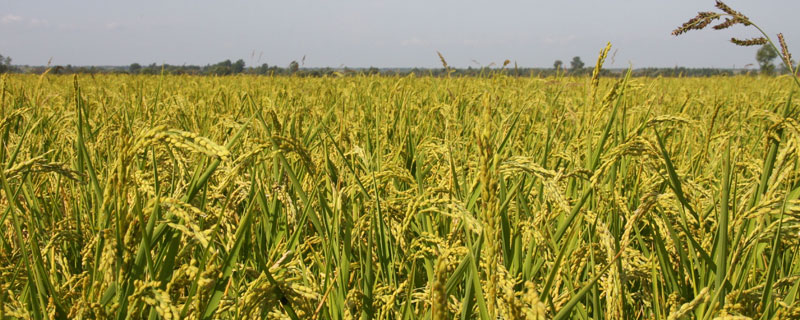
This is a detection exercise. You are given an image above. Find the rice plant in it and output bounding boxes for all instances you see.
[1,3,800,318]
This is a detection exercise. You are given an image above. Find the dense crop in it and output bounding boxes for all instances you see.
[1,68,800,319]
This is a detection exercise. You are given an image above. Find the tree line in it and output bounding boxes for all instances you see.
[0,54,12,73]
[0,48,794,77]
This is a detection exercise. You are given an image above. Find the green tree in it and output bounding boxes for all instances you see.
[289,60,299,74]
[208,60,232,75]
[0,54,11,73]
[129,63,142,74]
[553,60,563,71]
[756,44,778,75]
[232,59,245,74]
[570,56,584,72]
[142,63,159,75]
[254,63,270,75]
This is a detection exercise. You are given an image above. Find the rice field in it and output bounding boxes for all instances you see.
[1,70,800,319]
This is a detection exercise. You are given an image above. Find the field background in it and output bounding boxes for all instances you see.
[1,73,799,319]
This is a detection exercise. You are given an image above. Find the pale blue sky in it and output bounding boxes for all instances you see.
[0,1,797,68]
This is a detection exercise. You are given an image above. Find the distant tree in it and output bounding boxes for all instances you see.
[367,67,380,75]
[232,59,245,74]
[289,61,299,74]
[207,60,233,75]
[570,56,584,72]
[554,60,563,70]
[141,63,159,75]
[254,63,270,75]
[129,63,142,74]
[0,54,11,73]
[757,45,778,75]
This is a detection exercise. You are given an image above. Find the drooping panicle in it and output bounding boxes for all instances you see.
[730,37,768,47]
[712,18,737,30]
[672,12,719,36]
[715,1,752,25]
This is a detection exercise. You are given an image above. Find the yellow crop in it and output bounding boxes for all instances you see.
[0,71,799,319]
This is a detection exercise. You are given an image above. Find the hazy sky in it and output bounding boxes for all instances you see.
[1,1,797,68]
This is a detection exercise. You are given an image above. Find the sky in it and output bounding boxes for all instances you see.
[0,0,797,69]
